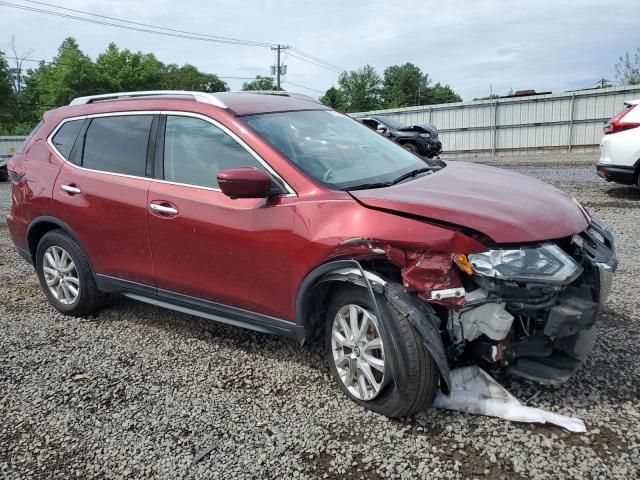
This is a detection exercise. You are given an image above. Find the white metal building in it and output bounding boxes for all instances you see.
[352,85,640,156]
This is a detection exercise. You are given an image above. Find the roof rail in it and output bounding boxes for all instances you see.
[69,90,227,108]
[242,90,322,104]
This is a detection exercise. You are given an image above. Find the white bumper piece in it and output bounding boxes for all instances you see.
[432,366,586,433]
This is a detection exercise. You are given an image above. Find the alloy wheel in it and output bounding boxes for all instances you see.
[331,304,385,400]
[42,245,80,305]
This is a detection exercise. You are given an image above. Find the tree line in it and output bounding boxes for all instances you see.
[5,35,637,136]
[320,63,461,112]
[0,37,282,135]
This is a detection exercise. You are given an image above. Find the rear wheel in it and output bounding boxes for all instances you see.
[325,285,439,417]
[35,230,105,316]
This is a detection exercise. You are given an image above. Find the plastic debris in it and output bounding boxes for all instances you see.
[432,366,586,433]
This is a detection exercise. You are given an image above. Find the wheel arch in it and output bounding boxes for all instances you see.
[295,260,379,344]
[295,259,452,394]
[27,217,98,280]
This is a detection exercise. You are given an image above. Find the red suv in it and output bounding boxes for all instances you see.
[7,91,617,417]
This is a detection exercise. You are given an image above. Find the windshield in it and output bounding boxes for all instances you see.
[243,110,439,190]
[375,116,406,130]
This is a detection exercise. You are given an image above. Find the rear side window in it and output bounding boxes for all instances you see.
[82,115,153,176]
[51,120,83,159]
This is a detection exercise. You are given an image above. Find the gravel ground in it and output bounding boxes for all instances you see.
[1,153,639,479]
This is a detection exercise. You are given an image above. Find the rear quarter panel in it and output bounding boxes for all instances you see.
[6,126,62,252]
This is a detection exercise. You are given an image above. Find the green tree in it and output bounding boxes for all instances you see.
[0,51,15,131]
[26,38,102,117]
[382,63,431,108]
[615,48,640,85]
[162,64,227,92]
[428,83,462,104]
[241,75,280,91]
[338,65,382,112]
[319,86,346,110]
[96,43,165,92]
[473,94,500,101]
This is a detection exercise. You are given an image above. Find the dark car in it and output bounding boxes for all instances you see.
[357,115,442,157]
[7,90,617,418]
[0,157,7,181]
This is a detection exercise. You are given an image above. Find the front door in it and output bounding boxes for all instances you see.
[147,113,296,319]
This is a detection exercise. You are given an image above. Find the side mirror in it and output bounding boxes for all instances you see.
[376,126,388,134]
[217,168,273,199]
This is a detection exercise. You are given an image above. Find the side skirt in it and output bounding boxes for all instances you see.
[95,274,303,341]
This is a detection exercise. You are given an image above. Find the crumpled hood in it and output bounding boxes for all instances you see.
[350,161,589,244]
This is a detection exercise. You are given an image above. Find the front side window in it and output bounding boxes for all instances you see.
[243,110,437,190]
[163,115,267,189]
[375,116,405,130]
[82,115,153,176]
[51,120,83,159]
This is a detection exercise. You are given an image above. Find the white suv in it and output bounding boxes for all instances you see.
[597,99,640,187]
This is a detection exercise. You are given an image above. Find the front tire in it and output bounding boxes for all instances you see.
[402,142,419,154]
[35,230,105,317]
[325,285,438,417]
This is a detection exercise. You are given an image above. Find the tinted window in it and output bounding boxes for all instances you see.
[83,115,152,176]
[51,120,82,158]
[163,115,266,188]
[375,116,405,129]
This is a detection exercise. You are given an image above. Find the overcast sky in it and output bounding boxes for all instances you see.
[1,0,639,100]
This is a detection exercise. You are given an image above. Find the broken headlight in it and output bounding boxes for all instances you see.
[467,245,583,285]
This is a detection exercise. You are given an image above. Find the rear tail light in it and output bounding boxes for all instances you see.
[604,105,640,135]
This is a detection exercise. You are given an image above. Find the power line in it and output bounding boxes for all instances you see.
[17,0,273,47]
[290,48,345,73]
[4,56,259,81]
[1,1,347,76]
[283,80,324,94]
[0,1,273,47]
[288,52,343,74]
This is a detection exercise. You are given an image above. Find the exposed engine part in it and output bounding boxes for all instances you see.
[544,286,598,337]
[471,275,562,310]
[430,287,465,300]
[451,289,514,343]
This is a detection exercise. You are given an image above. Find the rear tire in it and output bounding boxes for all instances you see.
[35,230,106,317]
[325,285,439,417]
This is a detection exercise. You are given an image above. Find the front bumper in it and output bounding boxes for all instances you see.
[416,138,442,157]
[506,218,617,384]
[596,162,635,185]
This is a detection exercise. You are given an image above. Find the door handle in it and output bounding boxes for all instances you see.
[60,184,81,195]
[149,203,178,216]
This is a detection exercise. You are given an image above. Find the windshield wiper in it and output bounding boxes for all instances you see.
[390,167,433,185]
[343,181,393,191]
[343,167,436,191]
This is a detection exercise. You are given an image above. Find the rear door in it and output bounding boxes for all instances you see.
[52,113,158,285]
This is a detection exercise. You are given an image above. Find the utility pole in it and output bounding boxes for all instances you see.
[271,44,289,89]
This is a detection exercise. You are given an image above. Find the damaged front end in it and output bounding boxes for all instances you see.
[447,217,617,384]
[325,217,616,390]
